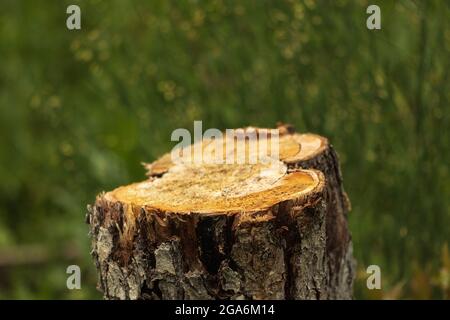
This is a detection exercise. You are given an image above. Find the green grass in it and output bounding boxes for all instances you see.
[0,0,449,299]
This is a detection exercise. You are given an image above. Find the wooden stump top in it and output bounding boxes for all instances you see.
[106,163,324,214]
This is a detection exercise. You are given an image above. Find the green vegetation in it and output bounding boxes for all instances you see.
[0,0,449,299]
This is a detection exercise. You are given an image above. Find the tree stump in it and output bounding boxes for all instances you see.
[87,125,355,300]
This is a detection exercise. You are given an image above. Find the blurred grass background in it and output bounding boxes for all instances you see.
[0,0,449,299]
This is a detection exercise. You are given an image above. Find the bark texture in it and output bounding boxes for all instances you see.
[288,133,355,299]
[87,125,355,300]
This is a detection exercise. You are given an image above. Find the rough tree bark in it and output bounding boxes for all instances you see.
[87,125,355,300]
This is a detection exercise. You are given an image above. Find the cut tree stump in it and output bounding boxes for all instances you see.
[87,124,355,300]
